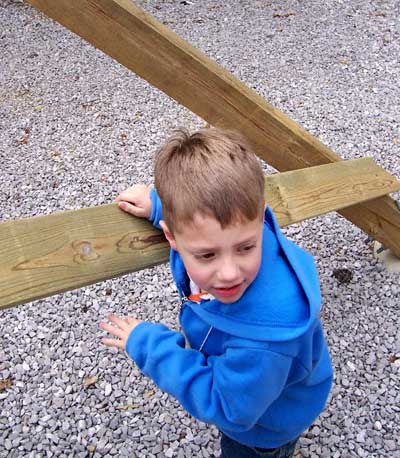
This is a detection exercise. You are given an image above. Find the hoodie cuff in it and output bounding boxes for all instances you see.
[125,321,166,368]
[149,188,163,230]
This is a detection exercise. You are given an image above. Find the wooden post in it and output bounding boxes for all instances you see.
[1,158,398,310]
[24,0,400,257]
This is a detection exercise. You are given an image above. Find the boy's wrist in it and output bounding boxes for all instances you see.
[125,320,150,348]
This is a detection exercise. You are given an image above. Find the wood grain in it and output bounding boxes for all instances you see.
[0,204,169,310]
[1,158,398,310]
[265,158,400,226]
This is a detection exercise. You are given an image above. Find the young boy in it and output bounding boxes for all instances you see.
[100,128,333,458]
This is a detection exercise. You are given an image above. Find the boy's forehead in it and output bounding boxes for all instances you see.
[183,210,262,229]
[174,211,263,246]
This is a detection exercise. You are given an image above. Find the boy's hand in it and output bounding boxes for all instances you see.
[100,314,142,350]
[115,184,152,218]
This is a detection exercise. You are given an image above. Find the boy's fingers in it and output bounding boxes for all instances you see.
[115,191,136,203]
[99,320,125,339]
[101,337,125,349]
[118,201,147,217]
[117,201,135,213]
[108,314,129,327]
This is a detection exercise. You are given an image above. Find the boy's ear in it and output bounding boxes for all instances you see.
[160,220,177,250]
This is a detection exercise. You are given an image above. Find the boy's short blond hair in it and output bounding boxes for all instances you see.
[154,127,265,234]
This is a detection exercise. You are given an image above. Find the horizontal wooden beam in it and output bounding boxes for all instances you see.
[0,204,170,311]
[1,158,398,310]
[265,158,400,226]
[25,0,400,257]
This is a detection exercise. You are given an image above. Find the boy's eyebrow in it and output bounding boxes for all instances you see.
[190,237,258,254]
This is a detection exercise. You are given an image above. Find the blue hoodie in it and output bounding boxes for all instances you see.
[126,189,333,448]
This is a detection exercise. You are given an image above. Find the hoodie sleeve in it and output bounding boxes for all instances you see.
[149,188,163,230]
[126,321,292,432]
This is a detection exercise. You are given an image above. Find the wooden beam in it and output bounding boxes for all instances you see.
[1,158,398,310]
[25,0,400,257]
[265,158,400,226]
[26,0,338,171]
[0,204,170,311]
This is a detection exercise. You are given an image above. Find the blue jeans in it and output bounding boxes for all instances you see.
[220,433,298,458]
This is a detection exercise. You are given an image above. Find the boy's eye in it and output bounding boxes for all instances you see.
[197,252,215,260]
[240,245,255,252]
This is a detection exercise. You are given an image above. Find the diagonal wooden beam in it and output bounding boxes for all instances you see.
[24,0,400,256]
[1,158,398,310]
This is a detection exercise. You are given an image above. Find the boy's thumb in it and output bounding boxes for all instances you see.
[118,201,146,217]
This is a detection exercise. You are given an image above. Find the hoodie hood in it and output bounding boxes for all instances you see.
[170,207,322,342]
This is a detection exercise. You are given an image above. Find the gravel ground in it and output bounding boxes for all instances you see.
[1,0,399,457]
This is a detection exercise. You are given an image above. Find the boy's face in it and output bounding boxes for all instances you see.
[161,213,263,304]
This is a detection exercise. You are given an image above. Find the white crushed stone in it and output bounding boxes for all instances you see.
[0,0,399,457]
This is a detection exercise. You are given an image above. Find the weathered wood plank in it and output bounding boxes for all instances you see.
[0,205,170,310]
[265,158,400,226]
[25,0,400,257]
[1,158,398,310]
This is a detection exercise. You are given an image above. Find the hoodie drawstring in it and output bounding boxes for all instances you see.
[199,326,213,352]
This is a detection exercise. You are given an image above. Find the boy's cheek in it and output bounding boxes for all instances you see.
[183,261,210,289]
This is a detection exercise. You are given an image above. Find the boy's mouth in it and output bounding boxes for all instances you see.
[213,283,243,297]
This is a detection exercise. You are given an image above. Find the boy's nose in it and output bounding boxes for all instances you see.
[217,260,241,285]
